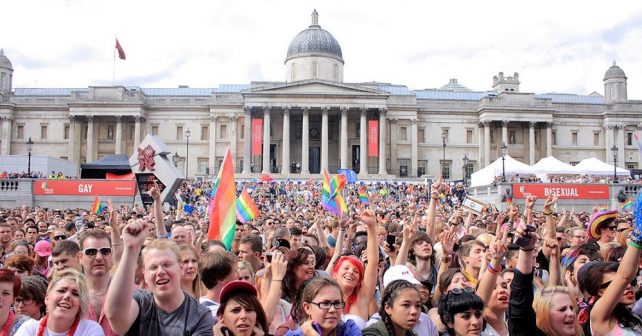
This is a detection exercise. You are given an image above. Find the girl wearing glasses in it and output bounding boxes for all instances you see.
[286,277,360,336]
[362,279,422,336]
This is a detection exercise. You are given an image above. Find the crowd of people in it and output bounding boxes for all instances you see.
[0,178,640,335]
[0,171,68,179]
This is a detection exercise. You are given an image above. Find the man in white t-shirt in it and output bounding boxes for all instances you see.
[198,251,238,322]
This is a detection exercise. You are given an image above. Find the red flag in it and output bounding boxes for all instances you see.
[115,38,126,60]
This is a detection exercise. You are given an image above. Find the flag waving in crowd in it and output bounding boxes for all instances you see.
[358,188,370,206]
[236,189,260,224]
[322,169,347,217]
[207,148,236,248]
[91,196,103,215]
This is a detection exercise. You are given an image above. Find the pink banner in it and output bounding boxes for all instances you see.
[368,120,379,157]
[252,119,263,155]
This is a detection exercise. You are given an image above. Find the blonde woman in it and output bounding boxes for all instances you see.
[237,261,256,284]
[178,244,204,298]
[532,286,583,336]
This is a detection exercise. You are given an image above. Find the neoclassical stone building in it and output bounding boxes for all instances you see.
[1,10,641,180]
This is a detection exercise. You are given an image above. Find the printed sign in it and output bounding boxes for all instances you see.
[368,120,378,157]
[33,180,136,196]
[252,118,263,155]
[512,184,610,200]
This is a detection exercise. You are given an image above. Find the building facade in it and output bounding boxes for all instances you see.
[1,11,642,180]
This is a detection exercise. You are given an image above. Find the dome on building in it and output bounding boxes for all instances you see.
[0,49,13,71]
[285,10,344,64]
[604,62,626,80]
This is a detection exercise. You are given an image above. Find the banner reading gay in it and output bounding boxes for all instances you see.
[33,180,136,196]
[512,184,610,200]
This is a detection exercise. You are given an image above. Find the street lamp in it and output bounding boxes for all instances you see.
[185,129,191,179]
[441,130,447,178]
[463,154,469,186]
[172,152,179,167]
[500,143,508,182]
[26,137,34,176]
[611,145,618,183]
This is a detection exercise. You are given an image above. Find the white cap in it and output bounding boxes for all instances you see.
[383,265,421,288]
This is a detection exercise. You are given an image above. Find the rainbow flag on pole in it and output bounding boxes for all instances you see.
[91,197,103,215]
[236,189,260,223]
[207,148,237,249]
[358,188,370,206]
[622,198,633,210]
[322,170,347,217]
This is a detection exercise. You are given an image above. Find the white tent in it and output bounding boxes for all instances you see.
[532,156,580,175]
[575,157,630,176]
[470,155,535,187]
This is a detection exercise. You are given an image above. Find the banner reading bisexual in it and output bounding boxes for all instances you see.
[512,183,610,200]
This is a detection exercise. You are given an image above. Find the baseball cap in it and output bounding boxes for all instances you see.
[383,265,421,288]
[219,280,258,304]
[34,240,52,257]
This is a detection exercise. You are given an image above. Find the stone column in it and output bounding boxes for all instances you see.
[529,121,536,164]
[242,107,252,174]
[378,108,387,175]
[410,119,418,177]
[616,124,625,167]
[209,115,217,173]
[340,107,348,169]
[115,115,123,155]
[478,123,484,167]
[546,122,553,157]
[359,108,367,175]
[483,121,491,166]
[389,118,398,174]
[230,115,238,164]
[86,116,95,163]
[282,106,291,174]
[1,116,13,155]
[68,116,77,163]
[321,106,329,172]
[134,116,142,147]
[501,120,508,146]
[301,107,310,174]
[605,123,613,161]
[262,107,271,174]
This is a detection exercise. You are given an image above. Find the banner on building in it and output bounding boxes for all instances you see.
[252,119,263,155]
[512,184,610,200]
[33,180,137,196]
[368,120,378,157]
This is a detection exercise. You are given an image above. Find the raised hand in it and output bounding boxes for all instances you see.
[359,208,377,228]
[544,194,557,212]
[122,219,147,250]
[525,195,537,210]
[442,225,458,255]
[270,252,287,281]
[150,181,161,202]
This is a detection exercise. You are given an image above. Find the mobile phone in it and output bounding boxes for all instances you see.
[514,225,536,247]
[386,234,396,252]
[266,252,273,263]
[312,322,323,335]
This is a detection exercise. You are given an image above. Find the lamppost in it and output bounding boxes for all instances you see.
[172,152,179,168]
[441,130,447,178]
[462,154,469,186]
[611,145,618,183]
[501,143,508,182]
[185,129,191,179]
[26,137,34,176]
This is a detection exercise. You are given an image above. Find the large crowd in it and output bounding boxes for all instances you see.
[0,178,640,335]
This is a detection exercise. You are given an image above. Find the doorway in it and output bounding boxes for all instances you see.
[352,145,360,173]
[309,147,320,174]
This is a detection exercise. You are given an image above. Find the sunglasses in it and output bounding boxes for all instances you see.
[600,278,637,289]
[83,247,112,257]
[449,287,475,295]
[54,235,67,241]
[617,228,630,233]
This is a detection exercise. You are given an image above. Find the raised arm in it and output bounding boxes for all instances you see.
[151,182,167,238]
[314,218,329,249]
[261,252,287,323]
[106,199,123,264]
[104,220,146,335]
[507,227,540,336]
[432,225,457,307]
[395,216,415,266]
[325,218,348,273]
[476,239,507,305]
[541,194,557,258]
[358,209,379,298]
[545,238,561,286]
[425,179,442,240]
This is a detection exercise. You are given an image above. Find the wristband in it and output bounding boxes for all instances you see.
[486,263,500,274]
[627,240,642,250]
[543,210,553,216]
[520,247,535,252]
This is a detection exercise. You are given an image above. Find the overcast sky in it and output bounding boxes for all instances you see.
[4,0,642,96]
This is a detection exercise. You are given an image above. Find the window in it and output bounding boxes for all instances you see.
[128,126,134,140]
[239,123,244,140]
[40,125,48,140]
[312,61,318,78]
[176,126,184,140]
[399,159,409,177]
[552,131,557,145]
[594,132,600,146]
[627,132,634,146]
[107,126,114,140]
[464,161,475,181]
[220,124,228,139]
[400,127,408,141]
[64,125,69,140]
[466,129,473,144]
[418,160,427,176]
[627,163,637,170]
[418,129,425,143]
[151,125,159,136]
[197,158,208,175]
[16,125,24,139]
[201,126,209,141]
[490,130,495,144]
[572,132,578,146]
[83,125,87,140]
[441,161,451,179]
[508,130,516,144]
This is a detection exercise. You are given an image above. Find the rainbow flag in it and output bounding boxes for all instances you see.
[358,188,369,205]
[207,148,237,249]
[91,197,103,215]
[322,170,347,217]
[236,189,260,223]
[622,198,633,210]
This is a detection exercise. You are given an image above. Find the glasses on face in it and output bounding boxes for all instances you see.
[449,287,475,295]
[15,297,33,306]
[308,301,345,310]
[600,279,637,289]
[83,247,112,257]
[617,227,630,233]
[54,235,67,241]
[606,226,617,231]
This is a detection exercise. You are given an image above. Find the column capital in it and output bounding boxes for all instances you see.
[115,115,123,122]
[481,120,491,127]
[545,122,553,128]
[210,115,218,122]
[134,115,144,123]
[388,118,399,124]
[229,115,238,122]
[0,115,13,121]
[302,106,310,115]
[340,106,349,113]
[87,115,95,122]
[282,105,291,113]
[243,105,252,114]
[410,118,417,125]
[637,123,642,130]
[501,120,509,126]
[263,106,271,114]
[378,107,388,115]
[605,123,615,130]
[322,106,330,113]
[68,115,77,122]
[528,121,536,128]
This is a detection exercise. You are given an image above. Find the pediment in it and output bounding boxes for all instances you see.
[244,80,388,97]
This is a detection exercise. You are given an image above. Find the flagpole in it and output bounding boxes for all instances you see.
[112,39,116,86]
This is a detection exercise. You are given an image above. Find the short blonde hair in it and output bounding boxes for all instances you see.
[533,286,583,336]
[47,269,89,319]
[141,239,181,268]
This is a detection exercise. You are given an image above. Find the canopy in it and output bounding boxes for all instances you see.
[532,156,580,175]
[575,157,630,176]
[470,155,535,187]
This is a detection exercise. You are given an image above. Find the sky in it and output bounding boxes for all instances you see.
[3,0,642,97]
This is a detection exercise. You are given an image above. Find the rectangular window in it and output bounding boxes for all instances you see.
[594,132,600,146]
[64,125,70,140]
[83,125,87,140]
[312,61,318,78]
[466,129,473,144]
[627,163,637,170]
[464,161,475,181]
[151,125,159,136]
[16,125,24,139]
[107,126,114,140]
[176,126,183,140]
[572,132,578,146]
[40,125,48,140]
[441,161,451,179]
[400,127,408,141]
[201,126,209,141]
[418,129,425,143]
[552,131,557,145]
[418,160,427,176]
[197,158,208,174]
[508,130,516,144]
[220,124,228,139]
[627,132,634,146]
[490,130,495,144]
[239,123,244,140]
[399,159,409,177]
